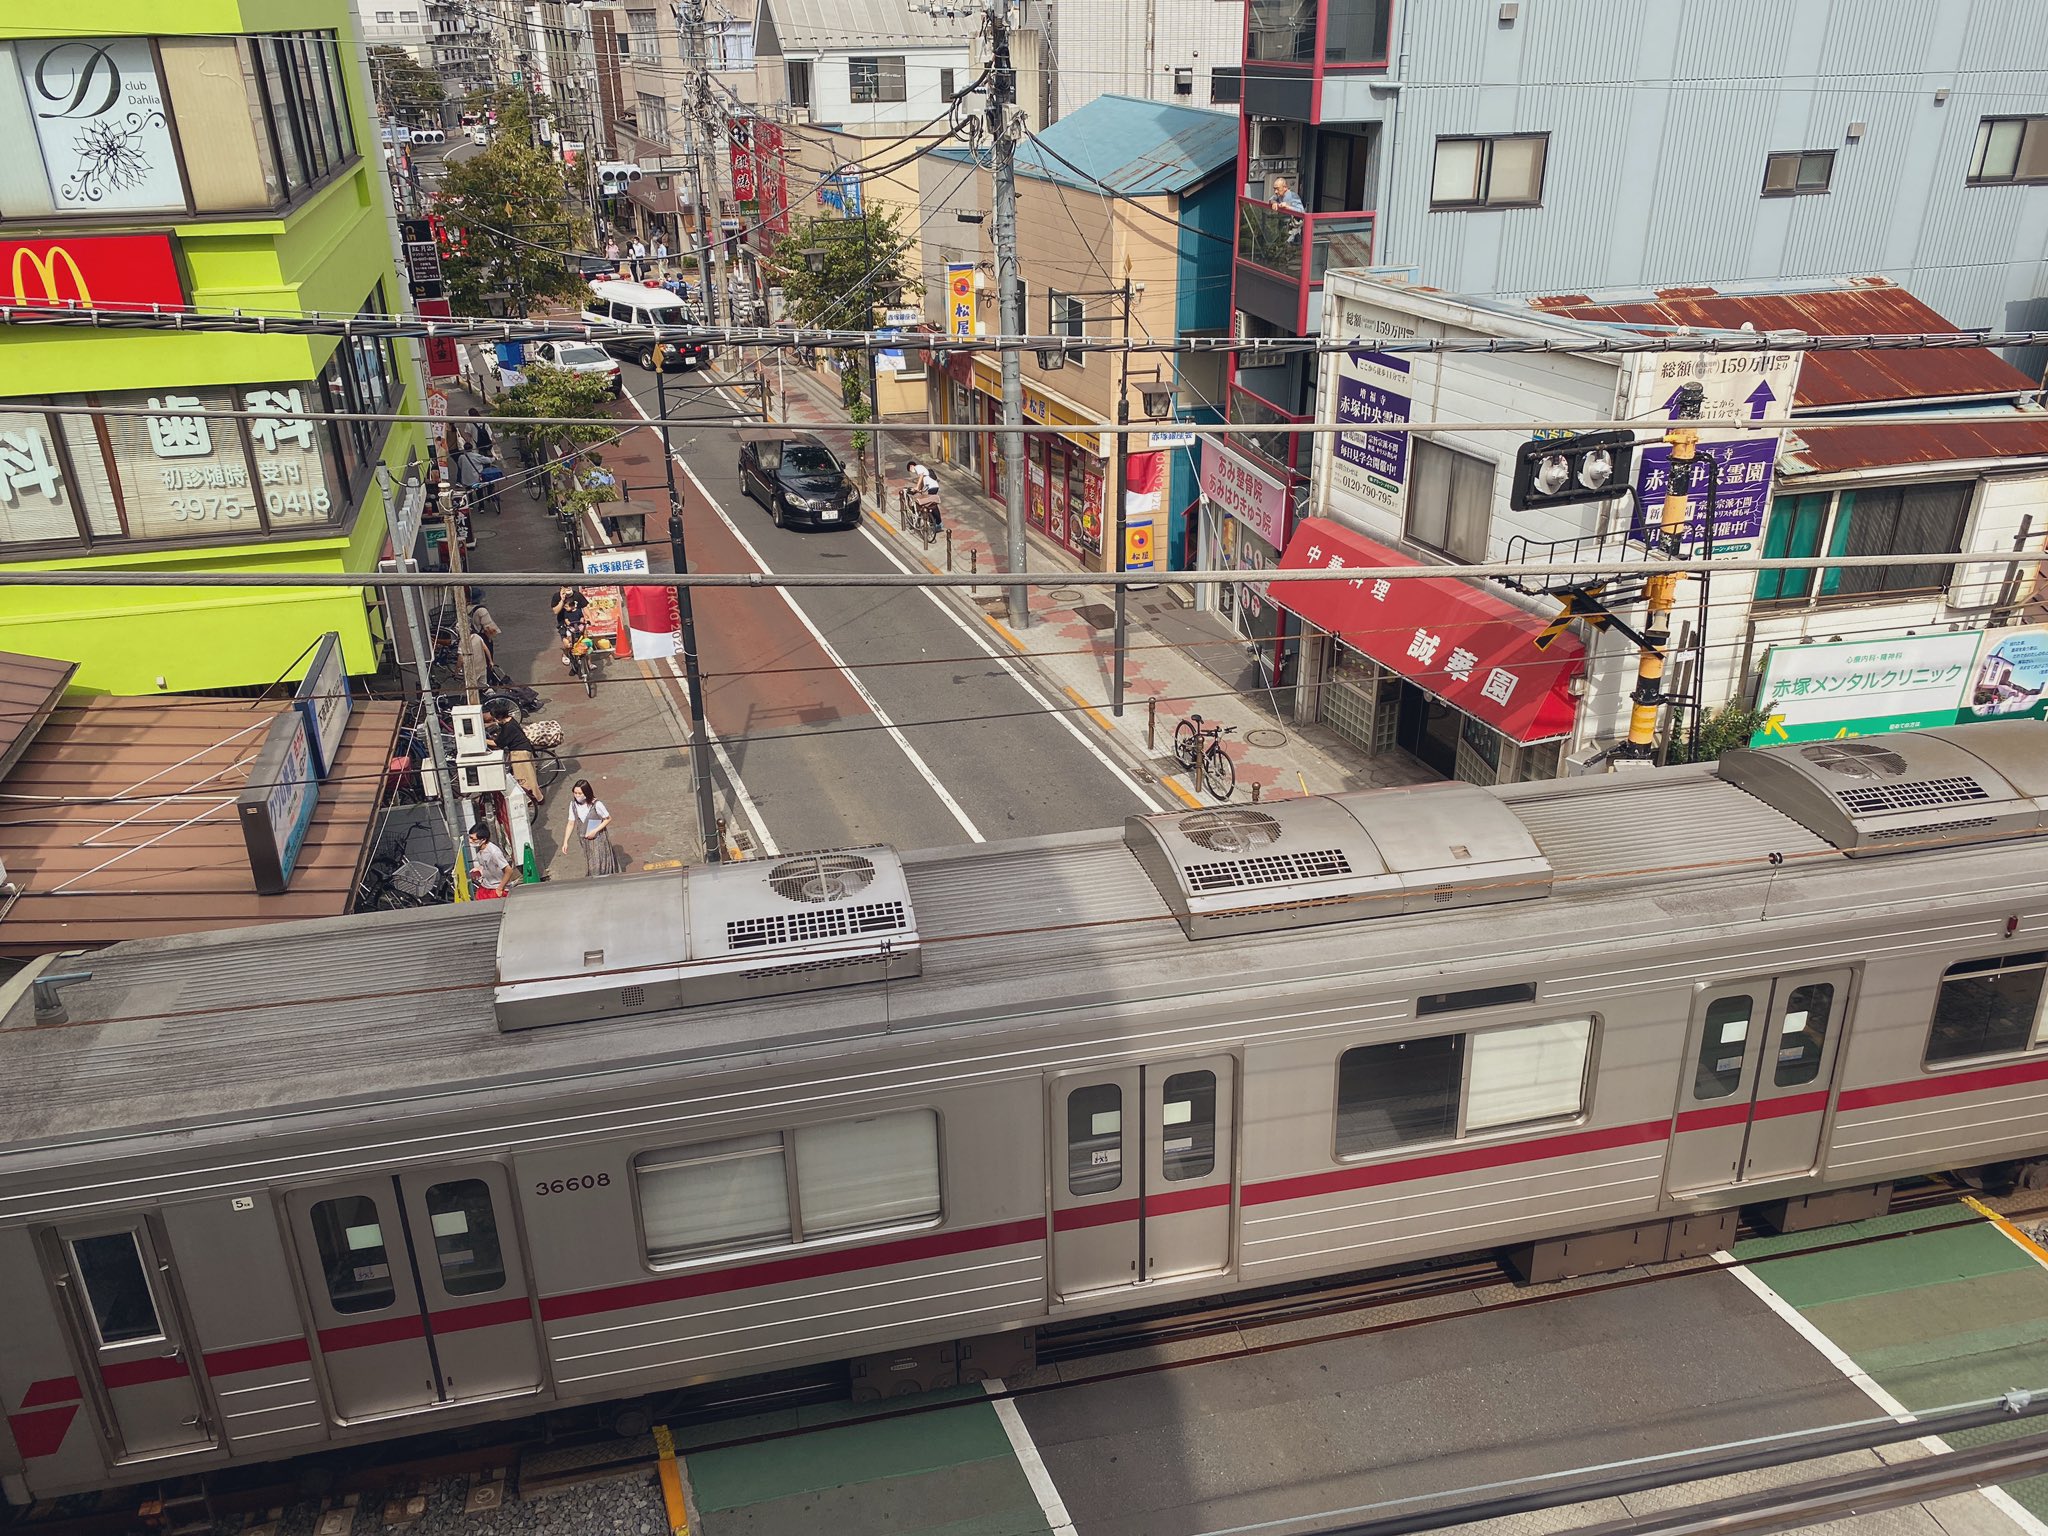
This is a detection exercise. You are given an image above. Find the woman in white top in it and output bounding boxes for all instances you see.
[562,779,618,877]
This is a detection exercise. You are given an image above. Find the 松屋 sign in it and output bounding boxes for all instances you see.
[1753,631,1983,744]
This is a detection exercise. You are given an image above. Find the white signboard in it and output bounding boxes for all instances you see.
[1754,630,1982,744]
[1623,348,1802,428]
[1200,439,1289,549]
[18,38,185,212]
[1621,347,1802,559]
[295,631,352,780]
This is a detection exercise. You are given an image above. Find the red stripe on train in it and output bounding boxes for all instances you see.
[318,1312,427,1354]
[431,1297,535,1334]
[100,1356,191,1391]
[1674,1090,1829,1134]
[17,1376,79,1409]
[1146,1184,1232,1218]
[539,1217,1046,1322]
[204,1338,311,1377]
[6,1405,78,1460]
[1242,1119,1672,1207]
[1053,1198,1141,1232]
[1839,1057,2048,1112]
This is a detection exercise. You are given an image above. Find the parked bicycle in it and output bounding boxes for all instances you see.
[1173,713,1238,802]
[568,630,602,700]
[896,486,942,548]
[354,824,454,912]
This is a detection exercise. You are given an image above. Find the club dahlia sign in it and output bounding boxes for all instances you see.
[0,233,185,311]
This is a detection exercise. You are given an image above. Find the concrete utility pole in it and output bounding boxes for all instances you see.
[988,0,1029,628]
[1618,381,1704,761]
[675,0,728,335]
[656,366,723,862]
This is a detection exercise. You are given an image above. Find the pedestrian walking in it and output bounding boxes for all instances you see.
[484,698,543,805]
[468,409,495,458]
[629,238,647,280]
[562,780,618,877]
[467,826,513,898]
[460,614,493,704]
[605,236,621,268]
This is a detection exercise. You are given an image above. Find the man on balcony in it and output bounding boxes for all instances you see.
[1271,175,1305,216]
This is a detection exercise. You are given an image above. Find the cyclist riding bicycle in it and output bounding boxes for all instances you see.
[905,457,942,537]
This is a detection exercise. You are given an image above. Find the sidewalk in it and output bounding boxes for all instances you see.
[769,361,1433,808]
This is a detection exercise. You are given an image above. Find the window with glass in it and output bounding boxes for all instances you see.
[1323,0,1393,63]
[1925,952,2047,1065]
[1336,1017,1593,1158]
[639,93,671,144]
[1067,1084,1124,1194]
[1405,438,1492,562]
[1048,291,1085,366]
[1430,134,1548,209]
[1161,1071,1217,1181]
[1754,480,1973,604]
[635,1110,940,1265]
[308,1196,396,1313]
[424,1179,507,1296]
[70,1233,163,1345]
[1211,67,1244,105]
[1694,995,1754,1099]
[787,59,813,108]
[1968,116,2048,185]
[849,55,907,104]
[1762,149,1835,196]
[248,33,356,198]
[1247,0,1318,63]
[1774,983,1836,1088]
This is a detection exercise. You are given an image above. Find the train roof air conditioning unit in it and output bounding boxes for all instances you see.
[1124,782,1552,940]
[1717,720,2048,856]
[491,847,919,1030]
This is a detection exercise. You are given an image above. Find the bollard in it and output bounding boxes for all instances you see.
[1251,782,1262,804]
[946,529,954,572]
[1146,697,1156,752]
[970,549,978,580]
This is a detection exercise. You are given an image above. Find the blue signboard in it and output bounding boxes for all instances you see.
[1333,350,1411,485]
[1629,436,1777,550]
[238,709,318,896]
[294,631,351,780]
[820,168,864,218]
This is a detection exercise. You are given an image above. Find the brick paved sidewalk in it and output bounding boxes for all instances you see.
[766,361,1431,806]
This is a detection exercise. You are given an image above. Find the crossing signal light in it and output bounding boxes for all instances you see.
[1509,430,1635,511]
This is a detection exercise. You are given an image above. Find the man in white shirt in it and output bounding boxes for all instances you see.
[467,827,512,897]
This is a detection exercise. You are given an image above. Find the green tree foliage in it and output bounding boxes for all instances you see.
[770,209,916,465]
[1665,702,1768,764]
[491,365,616,520]
[463,84,535,146]
[434,138,585,316]
[367,46,444,117]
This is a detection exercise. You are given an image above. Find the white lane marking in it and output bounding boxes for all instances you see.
[623,388,985,843]
[983,1379,1078,1536]
[571,473,779,859]
[1715,1250,2048,1536]
[858,521,1165,812]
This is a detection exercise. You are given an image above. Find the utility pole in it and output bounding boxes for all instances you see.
[676,0,727,337]
[656,365,724,862]
[1111,266,1131,716]
[1617,381,1704,761]
[988,0,1029,629]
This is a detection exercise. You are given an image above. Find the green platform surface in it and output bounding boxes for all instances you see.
[1736,1202,2048,1522]
[680,1388,1053,1536]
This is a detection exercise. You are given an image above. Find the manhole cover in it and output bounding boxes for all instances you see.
[1049,587,1085,606]
[1246,728,1288,749]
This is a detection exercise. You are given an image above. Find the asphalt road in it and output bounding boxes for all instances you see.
[612,359,1169,857]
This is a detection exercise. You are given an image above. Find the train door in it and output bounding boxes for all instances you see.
[1667,969,1852,1193]
[286,1166,541,1424]
[1048,1057,1236,1301]
[50,1222,218,1461]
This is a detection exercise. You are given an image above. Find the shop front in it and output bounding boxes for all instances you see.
[969,360,1107,567]
[1269,518,1584,785]
[1198,439,1296,690]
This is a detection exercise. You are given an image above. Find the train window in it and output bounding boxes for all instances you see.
[69,1232,162,1345]
[1068,1083,1124,1195]
[1336,1034,1464,1155]
[1925,951,2048,1066]
[308,1196,396,1314]
[1417,982,1539,1017]
[1774,984,1835,1088]
[1161,1071,1217,1181]
[1466,1018,1593,1131]
[636,1134,792,1264]
[793,1111,941,1240]
[1694,996,1754,1100]
[424,1180,506,1296]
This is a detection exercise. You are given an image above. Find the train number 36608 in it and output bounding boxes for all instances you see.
[535,1174,611,1196]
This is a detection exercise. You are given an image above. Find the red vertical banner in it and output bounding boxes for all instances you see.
[417,296,460,379]
[755,123,789,244]
[728,116,757,202]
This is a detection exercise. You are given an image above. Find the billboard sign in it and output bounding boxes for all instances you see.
[1961,624,2048,723]
[1753,631,1981,744]
[239,708,319,895]
[1624,347,1801,557]
[946,263,975,339]
[1200,439,1289,549]
[17,38,185,212]
[294,631,352,780]
[1627,436,1778,551]
[1330,349,1411,519]
[1,232,184,310]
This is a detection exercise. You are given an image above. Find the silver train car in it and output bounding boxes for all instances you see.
[4,722,2047,1502]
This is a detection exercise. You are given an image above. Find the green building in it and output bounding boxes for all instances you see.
[0,3,426,693]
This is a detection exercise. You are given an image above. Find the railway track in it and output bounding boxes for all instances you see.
[9,1183,2044,1536]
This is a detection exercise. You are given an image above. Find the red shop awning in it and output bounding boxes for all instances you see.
[1269,519,1584,744]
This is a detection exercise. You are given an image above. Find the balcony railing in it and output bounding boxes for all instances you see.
[1238,198,1376,288]
[1228,383,1311,476]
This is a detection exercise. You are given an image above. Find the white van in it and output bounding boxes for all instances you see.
[581,280,709,372]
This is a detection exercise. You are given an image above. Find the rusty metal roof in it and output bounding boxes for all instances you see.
[1783,415,2048,476]
[0,651,76,784]
[0,697,400,960]
[1532,279,2039,409]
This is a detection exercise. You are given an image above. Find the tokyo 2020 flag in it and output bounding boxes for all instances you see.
[625,585,680,661]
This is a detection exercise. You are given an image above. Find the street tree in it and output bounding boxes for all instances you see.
[464,83,535,145]
[366,46,443,120]
[492,365,616,519]
[434,138,585,317]
[769,208,918,465]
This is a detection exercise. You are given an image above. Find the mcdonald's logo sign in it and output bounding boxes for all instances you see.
[0,234,185,311]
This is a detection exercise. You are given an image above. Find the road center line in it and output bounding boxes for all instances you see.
[621,388,985,843]
[983,1378,1078,1536]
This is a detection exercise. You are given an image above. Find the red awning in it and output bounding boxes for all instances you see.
[1269,519,1584,744]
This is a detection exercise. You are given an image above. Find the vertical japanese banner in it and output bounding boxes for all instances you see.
[1328,349,1412,522]
[416,297,461,379]
[728,117,757,202]
[1123,450,1165,572]
[946,263,975,340]
[1025,453,1047,532]
[755,123,789,243]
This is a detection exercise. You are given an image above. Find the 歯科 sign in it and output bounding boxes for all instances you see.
[294,631,352,779]
[239,708,319,895]
[1961,624,2048,723]
[1330,349,1411,519]
[1752,630,1982,744]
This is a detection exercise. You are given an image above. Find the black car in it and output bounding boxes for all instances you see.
[738,435,861,529]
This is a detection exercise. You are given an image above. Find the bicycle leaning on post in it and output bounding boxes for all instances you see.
[1173,713,1238,802]
[895,485,942,548]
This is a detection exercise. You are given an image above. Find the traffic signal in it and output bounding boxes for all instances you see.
[598,162,644,198]
[1508,429,1635,511]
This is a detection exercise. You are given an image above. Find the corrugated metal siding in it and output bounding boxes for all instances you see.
[1510,776,1831,881]
[1364,0,2048,334]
